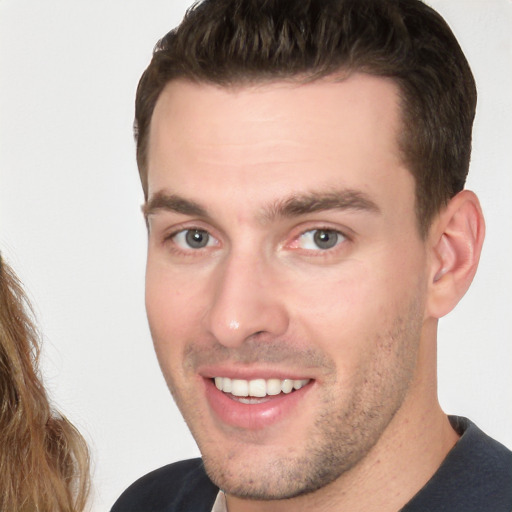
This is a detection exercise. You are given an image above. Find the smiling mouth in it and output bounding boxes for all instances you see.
[213,377,310,403]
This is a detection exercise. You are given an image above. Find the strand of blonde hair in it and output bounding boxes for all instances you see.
[0,256,90,511]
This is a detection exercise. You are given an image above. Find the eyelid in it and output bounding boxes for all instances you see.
[153,218,222,254]
[285,224,352,253]
[299,229,345,250]
[168,227,219,247]
[152,216,218,240]
[174,228,215,247]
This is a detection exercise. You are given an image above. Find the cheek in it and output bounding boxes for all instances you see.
[145,269,209,402]
[287,253,426,366]
[145,265,204,359]
[287,262,373,337]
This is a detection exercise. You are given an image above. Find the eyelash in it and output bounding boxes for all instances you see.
[172,228,217,249]
[161,225,350,256]
[162,226,218,257]
[291,227,348,252]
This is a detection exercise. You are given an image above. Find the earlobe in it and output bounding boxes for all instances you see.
[427,190,485,318]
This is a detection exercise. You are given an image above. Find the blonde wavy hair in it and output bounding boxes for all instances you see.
[0,256,90,511]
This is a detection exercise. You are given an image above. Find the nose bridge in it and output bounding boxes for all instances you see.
[205,247,288,347]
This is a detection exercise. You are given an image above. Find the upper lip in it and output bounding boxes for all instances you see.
[198,364,314,381]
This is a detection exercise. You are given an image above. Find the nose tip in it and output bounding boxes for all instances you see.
[204,259,289,348]
[206,297,289,348]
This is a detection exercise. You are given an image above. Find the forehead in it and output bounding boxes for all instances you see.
[146,75,412,217]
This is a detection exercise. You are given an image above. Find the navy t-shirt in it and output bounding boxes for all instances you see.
[111,417,512,512]
[401,416,512,511]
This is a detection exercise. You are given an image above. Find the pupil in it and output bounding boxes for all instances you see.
[186,229,208,248]
[313,230,337,249]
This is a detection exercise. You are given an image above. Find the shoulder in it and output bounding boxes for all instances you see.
[404,416,512,512]
[446,417,512,494]
[110,458,219,512]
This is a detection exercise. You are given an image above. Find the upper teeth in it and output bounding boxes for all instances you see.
[214,377,310,397]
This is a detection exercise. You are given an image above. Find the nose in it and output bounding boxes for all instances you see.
[204,252,289,348]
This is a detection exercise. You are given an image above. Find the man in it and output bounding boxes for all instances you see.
[112,0,512,510]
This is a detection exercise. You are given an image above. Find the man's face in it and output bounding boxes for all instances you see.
[145,75,431,500]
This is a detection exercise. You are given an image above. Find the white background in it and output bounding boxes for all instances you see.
[1,1,511,510]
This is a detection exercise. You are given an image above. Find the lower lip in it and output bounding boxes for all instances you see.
[203,378,313,430]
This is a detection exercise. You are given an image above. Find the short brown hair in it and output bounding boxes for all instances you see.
[135,0,477,236]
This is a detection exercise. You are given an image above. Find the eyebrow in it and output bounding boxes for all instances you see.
[143,192,208,218]
[262,189,380,221]
[143,188,380,221]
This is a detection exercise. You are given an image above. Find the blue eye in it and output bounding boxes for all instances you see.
[297,229,344,250]
[173,229,215,249]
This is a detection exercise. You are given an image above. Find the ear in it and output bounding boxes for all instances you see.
[426,190,485,318]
